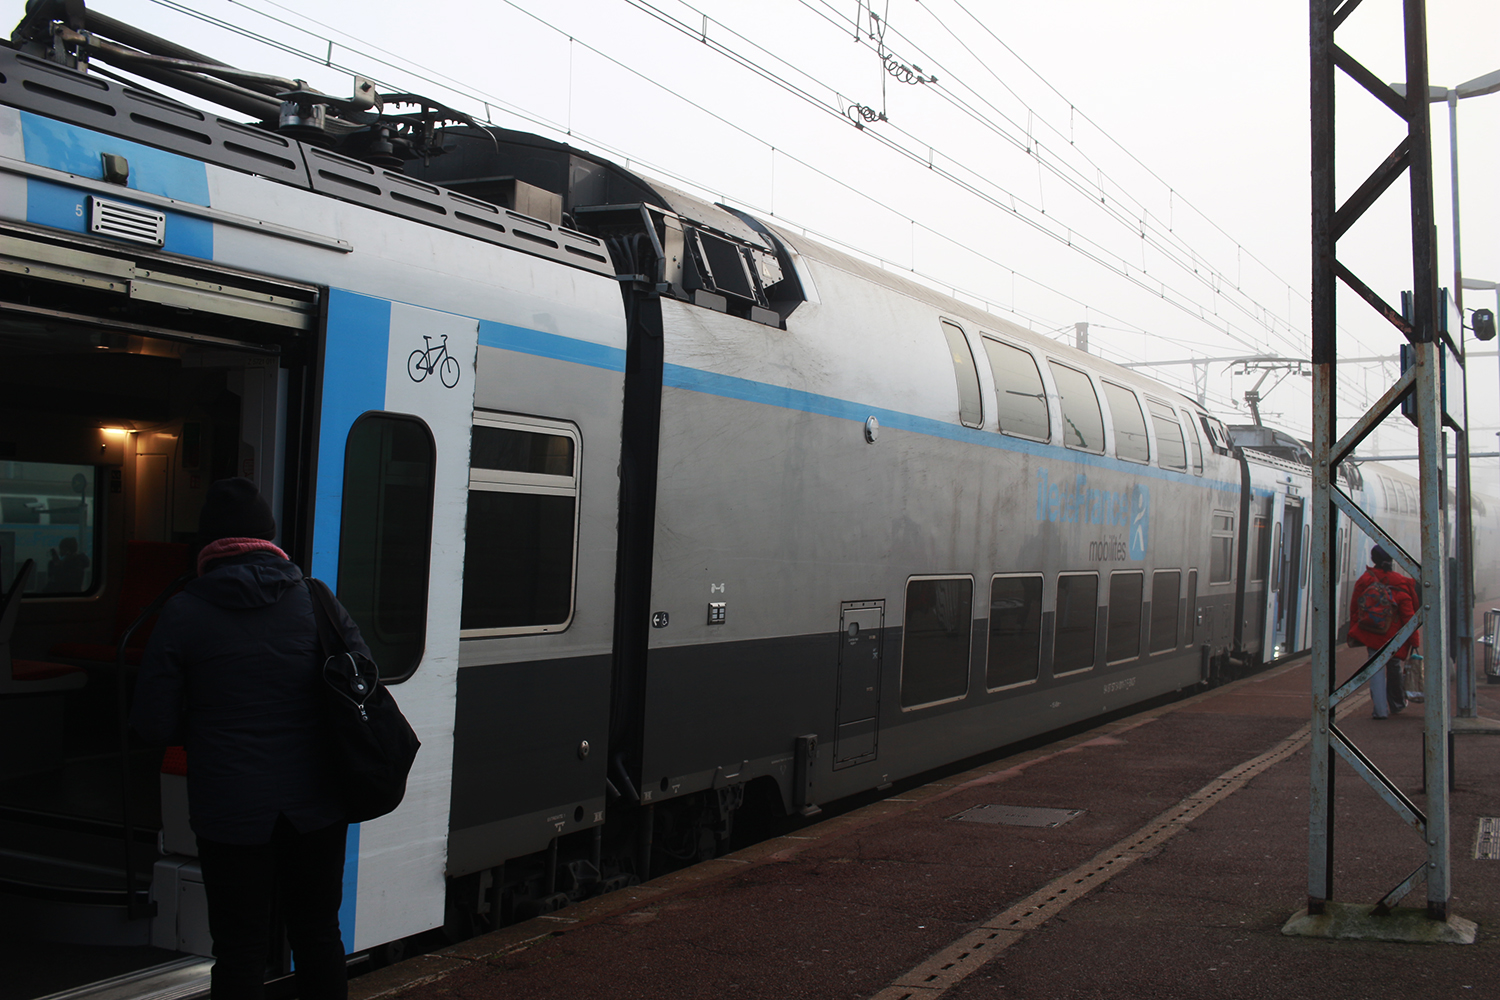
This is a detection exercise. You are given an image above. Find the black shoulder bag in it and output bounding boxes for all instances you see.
[306,578,421,823]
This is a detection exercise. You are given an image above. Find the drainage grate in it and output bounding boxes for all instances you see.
[951,805,1083,828]
[1476,818,1500,860]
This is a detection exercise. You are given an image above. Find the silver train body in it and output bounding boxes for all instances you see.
[0,25,1494,985]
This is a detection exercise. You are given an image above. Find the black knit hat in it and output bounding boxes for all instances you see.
[198,477,276,543]
[1371,545,1393,568]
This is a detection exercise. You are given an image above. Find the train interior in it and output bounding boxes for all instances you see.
[0,274,308,994]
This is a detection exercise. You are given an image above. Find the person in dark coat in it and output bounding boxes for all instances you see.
[1348,544,1419,720]
[131,478,368,1000]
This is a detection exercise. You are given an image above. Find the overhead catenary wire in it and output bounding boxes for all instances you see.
[620,0,1281,356]
[798,0,1382,364]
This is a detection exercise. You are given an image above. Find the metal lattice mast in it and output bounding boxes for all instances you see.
[1308,0,1454,921]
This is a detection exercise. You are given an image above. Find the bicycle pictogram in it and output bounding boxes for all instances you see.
[408,334,460,388]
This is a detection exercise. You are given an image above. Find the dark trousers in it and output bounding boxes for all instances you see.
[197,816,349,1000]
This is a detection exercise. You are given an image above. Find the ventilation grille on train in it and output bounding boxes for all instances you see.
[89,196,166,247]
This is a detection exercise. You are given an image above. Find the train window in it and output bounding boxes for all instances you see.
[1302,524,1311,586]
[1187,414,1205,474]
[461,414,580,637]
[900,576,973,708]
[986,574,1043,689]
[982,338,1050,441]
[1251,514,1271,582]
[1185,569,1198,644]
[1150,570,1180,653]
[1200,415,1234,456]
[1107,571,1143,663]
[338,414,437,681]
[1210,512,1235,584]
[1,461,99,595]
[1048,362,1104,453]
[1270,523,1282,589]
[940,321,983,429]
[1054,573,1098,675]
[1102,382,1150,463]
[1148,399,1187,471]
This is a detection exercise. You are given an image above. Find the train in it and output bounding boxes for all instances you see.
[0,3,1494,995]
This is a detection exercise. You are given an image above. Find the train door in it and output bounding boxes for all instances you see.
[0,229,318,992]
[834,600,884,768]
[1265,489,1287,657]
[311,291,477,955]
[1279,499,1305,654]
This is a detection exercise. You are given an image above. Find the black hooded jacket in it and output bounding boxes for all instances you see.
[130,551,368,844]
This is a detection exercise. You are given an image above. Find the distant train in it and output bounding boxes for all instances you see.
[0,4,1493,995]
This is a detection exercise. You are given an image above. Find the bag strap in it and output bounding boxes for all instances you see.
[305,578,348,660]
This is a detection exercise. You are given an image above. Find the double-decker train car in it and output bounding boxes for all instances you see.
[0,5,1495,997]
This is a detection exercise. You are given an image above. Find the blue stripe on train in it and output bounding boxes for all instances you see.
[19,111,213,258]
[478,320,627,371]
[661,362,1247,493]
[313,288,392,954]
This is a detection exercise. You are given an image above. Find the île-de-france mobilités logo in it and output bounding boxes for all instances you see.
[1034,468,1150,562]
[1128,484,1150,560]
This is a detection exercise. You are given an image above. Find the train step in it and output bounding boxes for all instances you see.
[33,957,211,1000]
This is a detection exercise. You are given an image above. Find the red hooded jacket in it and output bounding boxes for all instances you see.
[1349,564,1420,657]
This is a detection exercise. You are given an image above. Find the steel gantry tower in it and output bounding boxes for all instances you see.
[1302,0,1472,935]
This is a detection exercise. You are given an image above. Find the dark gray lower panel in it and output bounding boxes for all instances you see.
[449,654,610,845]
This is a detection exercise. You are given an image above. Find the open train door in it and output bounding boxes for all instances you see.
[307,290,478,954]
[0,222,320,993]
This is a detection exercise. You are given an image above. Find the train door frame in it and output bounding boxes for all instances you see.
[1265,487,1288,657]
[1280,497,1306,655]
[0,230,319,967]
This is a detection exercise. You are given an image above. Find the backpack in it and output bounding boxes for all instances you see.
[1356,578,1398,635]
[306,578,421,823]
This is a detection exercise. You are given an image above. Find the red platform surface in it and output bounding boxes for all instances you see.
[358,647,1500,1000]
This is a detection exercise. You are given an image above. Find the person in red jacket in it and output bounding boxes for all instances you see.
[1349,545,1419,719]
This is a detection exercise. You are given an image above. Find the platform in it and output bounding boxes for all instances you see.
[353,651,1500,1000]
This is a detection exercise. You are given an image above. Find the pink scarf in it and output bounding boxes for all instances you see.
[197,537,290,576]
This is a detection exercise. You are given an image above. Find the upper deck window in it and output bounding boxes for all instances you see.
[940,321,983,429]
[1186,413,1205,474]
[1048,362,1104,453]
[982,338,1049,441]
[1148,399,1187,471]
[1102,381,1149,463]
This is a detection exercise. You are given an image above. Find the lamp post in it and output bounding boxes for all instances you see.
[1392,68,1500,718]
[1468,276,1500,496]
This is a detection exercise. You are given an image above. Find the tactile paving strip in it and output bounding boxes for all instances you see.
[1475,818,1500,860]
[869,723,1314,1000]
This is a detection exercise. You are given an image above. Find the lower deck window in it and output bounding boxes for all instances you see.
[900,576,973,707]
[1150,570,1181,653]
[986,575,1042,689]
[1107,572,1143,663]
[1054,574,1098,674]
